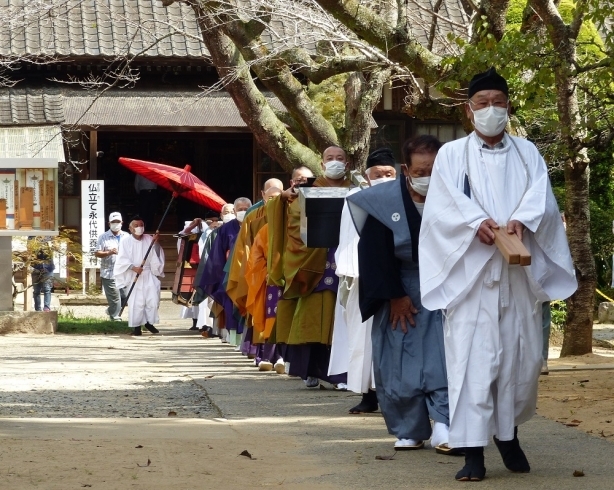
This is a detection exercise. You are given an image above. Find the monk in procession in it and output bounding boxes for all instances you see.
[328,147,397,414]
[226,179,284,358]
[267,149,350,387]
[419,68,577,481]
[347,136,452,452]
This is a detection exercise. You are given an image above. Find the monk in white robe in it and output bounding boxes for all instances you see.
[329,148,396,413]
[419,68,577,481]
[114,218,165,336]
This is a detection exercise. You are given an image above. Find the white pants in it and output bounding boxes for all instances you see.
[445,264,542,447]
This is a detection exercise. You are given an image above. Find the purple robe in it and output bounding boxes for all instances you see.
[198,219,242,332]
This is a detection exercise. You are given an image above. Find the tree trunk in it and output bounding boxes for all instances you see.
[553,32,595,356]
[191,6,322,173]
[562,159,595,356]
[342,68,391,169]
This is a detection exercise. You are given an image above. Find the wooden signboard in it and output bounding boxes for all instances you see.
[0,199,6,229]
[493,228,531,266]
[19,187,34,230]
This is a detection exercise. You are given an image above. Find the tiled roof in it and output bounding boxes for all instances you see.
[63,91,284,128]
[0,0,469,60]
[0,89,64,125]
[0,0,208,59]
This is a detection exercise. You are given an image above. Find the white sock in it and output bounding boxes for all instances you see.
[430,421,449,447]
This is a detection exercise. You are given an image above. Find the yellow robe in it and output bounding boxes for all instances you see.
[266,175,351,345]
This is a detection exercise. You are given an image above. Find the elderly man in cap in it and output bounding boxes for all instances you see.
[95,212,129,321]
[418,67,577,481]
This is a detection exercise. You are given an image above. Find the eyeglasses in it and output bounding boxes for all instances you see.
[468,98,508,110]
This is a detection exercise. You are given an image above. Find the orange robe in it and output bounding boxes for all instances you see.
[226,205,267,317]
[244,224,273,342]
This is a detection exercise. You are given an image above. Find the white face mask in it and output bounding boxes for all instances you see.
[222,214,235,224]
[133,226,144,236]
[407,175,430,196]
[369,177,395,186]
[110,223,122,232]
[323,160,346,179]
[471,105,508,137]
[235,211,246,223]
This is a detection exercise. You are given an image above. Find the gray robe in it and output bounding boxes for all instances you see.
[347,176,448,441]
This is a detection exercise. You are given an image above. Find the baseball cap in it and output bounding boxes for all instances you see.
[109,212,122,222]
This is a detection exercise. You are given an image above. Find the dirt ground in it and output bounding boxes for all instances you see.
[538,355,614,441]
[535,324,614,443]
[2,307,614,489]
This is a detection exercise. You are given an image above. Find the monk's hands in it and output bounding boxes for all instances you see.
[152,233,159,243]
[389,296,418,333]
[281,185,298,202]
[132,266,143,274]
[477,218,499,245]
[507,219,524,241]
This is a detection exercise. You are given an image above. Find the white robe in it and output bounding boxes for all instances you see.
[328,188,375,393]
[114,234,165,328]
[178,226,201,320]
[419,132,577,447]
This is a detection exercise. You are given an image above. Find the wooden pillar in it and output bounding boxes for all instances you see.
[89,130,98,179]
[0,237,13,311]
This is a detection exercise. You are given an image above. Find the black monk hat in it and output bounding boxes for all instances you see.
[468,67,509,99]
[366,147,395,169]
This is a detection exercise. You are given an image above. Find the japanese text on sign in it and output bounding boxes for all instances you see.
[81,180,105,269]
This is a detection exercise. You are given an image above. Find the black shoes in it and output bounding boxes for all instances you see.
[144,323,159,334]
[455,446,486,482]
[349,390,379,414]
[131,327,142,336]
[493,426,531,473]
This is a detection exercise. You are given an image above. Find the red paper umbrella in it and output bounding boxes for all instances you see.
[117,157,225,316]
[118,157,225,212]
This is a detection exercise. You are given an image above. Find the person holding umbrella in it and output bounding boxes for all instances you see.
[114,217,164,336]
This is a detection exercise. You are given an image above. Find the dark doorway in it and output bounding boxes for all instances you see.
[97,132,253,232]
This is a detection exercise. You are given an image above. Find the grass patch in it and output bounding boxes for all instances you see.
[57,313,132,335]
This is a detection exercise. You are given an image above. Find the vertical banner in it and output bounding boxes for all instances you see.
[81,180,105,269]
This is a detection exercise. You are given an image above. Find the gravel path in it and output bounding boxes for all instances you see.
[0,299,221,419]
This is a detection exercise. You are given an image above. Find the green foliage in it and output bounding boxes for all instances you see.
[57,312,131,335]
[551,300,567,330]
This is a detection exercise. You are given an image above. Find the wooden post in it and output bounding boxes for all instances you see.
[0,237,14,311]
[24,270,32,311]
[89,130,98,179]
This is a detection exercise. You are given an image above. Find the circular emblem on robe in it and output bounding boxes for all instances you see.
[324,277,334,286]
[274,306,277,313]
[325,261,331,269]
[331,263,337,270]
[392,212,400,222]
[267,293,273,301]
[277,290,282,298]
[267,307,271,315]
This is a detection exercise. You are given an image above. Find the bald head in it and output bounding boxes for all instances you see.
[322,146,347,164]
[262,178,283,202]
[263,178,283,192]
[290,166,314,187]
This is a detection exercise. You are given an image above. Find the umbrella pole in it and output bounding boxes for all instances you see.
[120,193,177,317]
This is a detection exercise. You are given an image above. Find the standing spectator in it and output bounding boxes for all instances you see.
[95,212,128,321]
[31,238,55,312]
